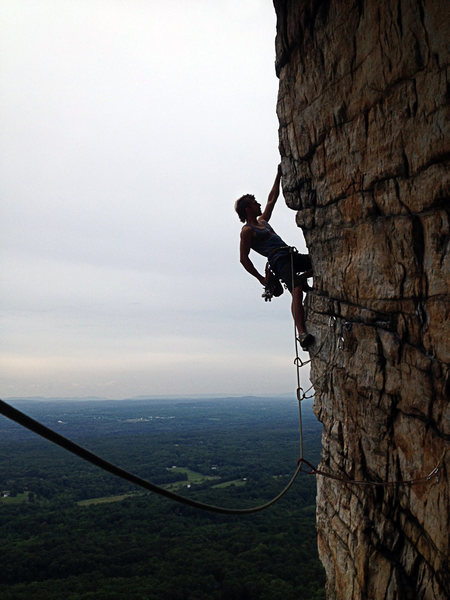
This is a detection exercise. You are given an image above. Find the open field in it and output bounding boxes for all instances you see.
[0,492,31,504]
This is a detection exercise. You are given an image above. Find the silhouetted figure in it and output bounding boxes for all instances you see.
[235,165,314,349]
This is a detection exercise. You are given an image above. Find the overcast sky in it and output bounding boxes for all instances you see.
[1,0,311,399]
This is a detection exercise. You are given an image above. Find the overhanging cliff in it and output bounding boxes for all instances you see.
[273,1,449,598]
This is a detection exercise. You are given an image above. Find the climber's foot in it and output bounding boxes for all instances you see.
[299,332,314,350]
[298,274,312,291]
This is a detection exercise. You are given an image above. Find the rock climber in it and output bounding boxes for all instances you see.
[235,165,314,350]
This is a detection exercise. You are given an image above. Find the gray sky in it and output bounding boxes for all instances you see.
[1,0,310,399]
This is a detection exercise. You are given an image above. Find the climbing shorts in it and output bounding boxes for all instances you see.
[273,251,312,292]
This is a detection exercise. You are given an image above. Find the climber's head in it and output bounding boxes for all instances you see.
[235,194,260,223]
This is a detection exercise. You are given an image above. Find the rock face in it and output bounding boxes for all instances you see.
[273,1,449,598]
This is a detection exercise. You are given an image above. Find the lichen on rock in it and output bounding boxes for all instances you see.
[273,1,449,598]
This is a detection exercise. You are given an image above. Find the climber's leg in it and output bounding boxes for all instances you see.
[278,252,314,349]
[292,285,306,335]
[292,285,314,348]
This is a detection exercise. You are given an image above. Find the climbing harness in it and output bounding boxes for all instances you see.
[262,262,284,302]
[261,245,306,302]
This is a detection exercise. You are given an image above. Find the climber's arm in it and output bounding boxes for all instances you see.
[240,227,266,285]
[260,164,282,223]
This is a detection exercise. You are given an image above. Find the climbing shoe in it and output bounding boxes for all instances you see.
[298,274,312,291]
[299,332,314,350]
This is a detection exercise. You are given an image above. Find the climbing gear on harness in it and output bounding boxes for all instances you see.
[260,245,312,302]
[262,262,284,302]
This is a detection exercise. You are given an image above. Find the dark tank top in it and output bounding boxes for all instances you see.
[247,220,290,266]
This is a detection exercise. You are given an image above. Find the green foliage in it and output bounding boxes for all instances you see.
[0,397,325,599]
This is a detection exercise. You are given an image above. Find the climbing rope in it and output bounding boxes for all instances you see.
[290,247,305,463]
[0,398,301,515]
[299,455,444,487]
[290,247,330,462]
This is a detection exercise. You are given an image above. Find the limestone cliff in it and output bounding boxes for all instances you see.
[273,1,449,598]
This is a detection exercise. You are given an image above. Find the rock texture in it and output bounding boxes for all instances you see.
[274,1,449,598]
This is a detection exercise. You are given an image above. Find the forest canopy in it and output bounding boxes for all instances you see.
[0,396,325,600]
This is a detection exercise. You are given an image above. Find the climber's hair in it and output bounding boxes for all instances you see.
[235,194,255,223]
